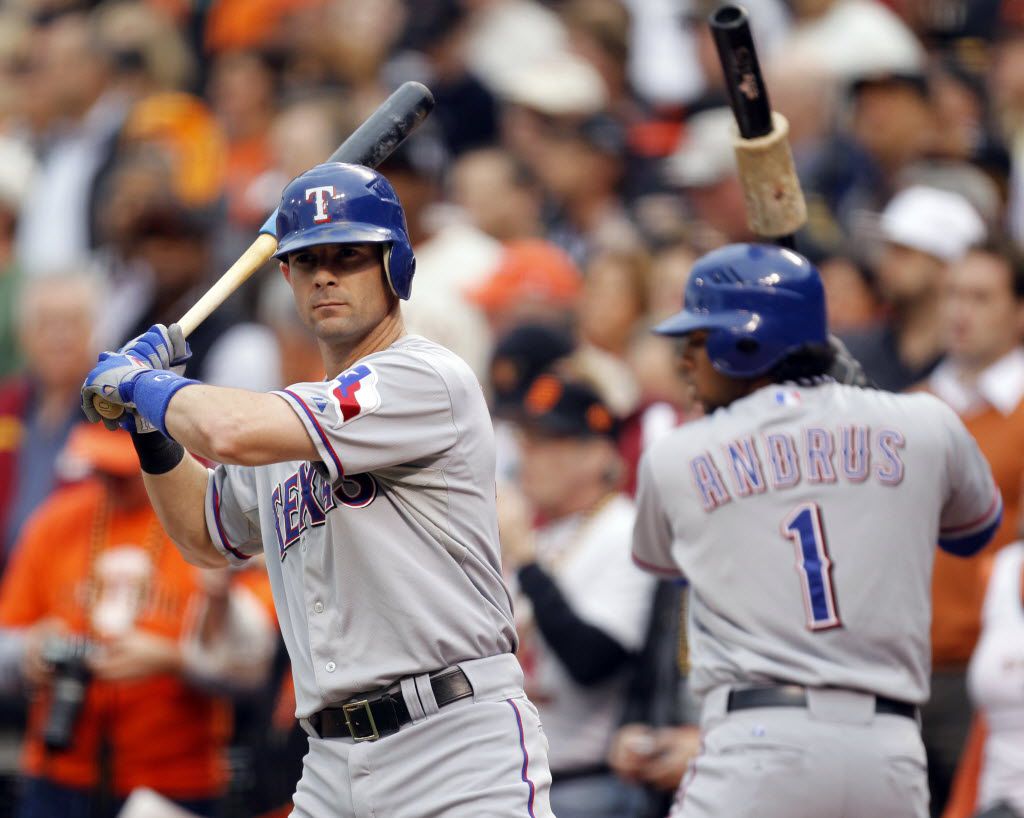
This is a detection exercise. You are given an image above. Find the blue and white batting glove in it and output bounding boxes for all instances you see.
[82,350,200,437]
[80,352,155,431]
[119,323,191,376]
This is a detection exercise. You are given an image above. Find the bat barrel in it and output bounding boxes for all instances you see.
[327,81,435,168]
[709,4,774,139]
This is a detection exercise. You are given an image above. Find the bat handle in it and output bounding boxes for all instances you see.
[178,232,280,337]
[92,395,125,420]
[90,233,281,422]
[709,4,774,139]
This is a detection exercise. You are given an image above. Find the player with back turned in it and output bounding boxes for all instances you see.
[631,243,1003,818]
[79,162,556,818]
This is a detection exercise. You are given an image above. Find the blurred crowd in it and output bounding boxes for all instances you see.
[0,0,1023,816]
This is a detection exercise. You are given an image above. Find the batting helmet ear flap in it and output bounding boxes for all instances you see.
[705,328,777,377]
[384,239,416,300]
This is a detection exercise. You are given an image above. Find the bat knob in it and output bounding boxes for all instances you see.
[92,395,125,420]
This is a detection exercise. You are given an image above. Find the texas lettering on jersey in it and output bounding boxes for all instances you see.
[270,463,377,560]
[691,422,906,512]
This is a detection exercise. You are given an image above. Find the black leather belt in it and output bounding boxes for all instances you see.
[306,667,474,742]
[727,684,918,720]
[551,764,612,784]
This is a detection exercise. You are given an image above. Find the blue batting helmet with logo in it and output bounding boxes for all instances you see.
[274,162,416,299]
[653,243,828,377]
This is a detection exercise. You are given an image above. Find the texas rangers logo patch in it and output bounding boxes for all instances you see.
[330,364,382,425]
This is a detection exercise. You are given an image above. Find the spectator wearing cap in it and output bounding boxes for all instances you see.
[915,241,1024,817]
[840,185,987,392]
[783,0,925,86]
[497,373,656,818]
[466,238,583,337]
[494,48,637,264]
[486,322,575,482]
[0,424,276,818]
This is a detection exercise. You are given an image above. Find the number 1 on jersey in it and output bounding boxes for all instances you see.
[781,503,841,630]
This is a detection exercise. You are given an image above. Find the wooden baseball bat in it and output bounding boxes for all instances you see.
[93,81,435,420]
[709,4,806,246]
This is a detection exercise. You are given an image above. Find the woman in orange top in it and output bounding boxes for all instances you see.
[0,425,275,818]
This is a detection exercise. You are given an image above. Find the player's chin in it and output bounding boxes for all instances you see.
[312,315,361,343]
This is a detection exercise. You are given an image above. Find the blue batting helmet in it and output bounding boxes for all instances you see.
[653,243,828,377]
[274,162,416,299]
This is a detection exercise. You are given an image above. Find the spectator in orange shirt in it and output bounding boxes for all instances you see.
[0,425,276,818]
[918,241,1024,816]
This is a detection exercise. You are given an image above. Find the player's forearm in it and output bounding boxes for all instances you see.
[142,455,226,568]
[163,384,317,466]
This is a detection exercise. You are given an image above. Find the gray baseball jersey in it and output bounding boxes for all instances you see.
[203,335,517,717]
[633,380,1002,705]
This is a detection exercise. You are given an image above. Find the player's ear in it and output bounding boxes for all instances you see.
[280,261,291,284]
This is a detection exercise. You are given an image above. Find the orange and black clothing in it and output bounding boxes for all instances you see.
[0,479,230,801]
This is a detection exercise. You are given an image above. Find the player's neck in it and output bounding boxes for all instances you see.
[320,310,406,377]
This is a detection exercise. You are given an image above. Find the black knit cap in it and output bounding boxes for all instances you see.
[489,322,574,417]
[518,372,619,440]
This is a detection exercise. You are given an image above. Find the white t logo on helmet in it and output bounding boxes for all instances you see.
[305,186,336,223]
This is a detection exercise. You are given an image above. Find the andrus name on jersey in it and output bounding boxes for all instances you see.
[270,462,377,559]
[691,425,905,512]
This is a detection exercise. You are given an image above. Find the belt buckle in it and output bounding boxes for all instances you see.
[342,699,380,742]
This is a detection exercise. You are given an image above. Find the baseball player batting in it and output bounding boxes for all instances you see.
[632,243,1003,818]
[79,163,556,817]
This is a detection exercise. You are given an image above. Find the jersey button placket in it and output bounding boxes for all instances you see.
[313,601,324,614]
[325,661,336,673]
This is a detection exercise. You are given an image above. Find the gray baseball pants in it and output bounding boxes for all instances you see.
[291,654,555,818]
[670,685,929,818]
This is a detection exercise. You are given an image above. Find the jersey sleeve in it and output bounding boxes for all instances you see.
[937,405,1003,557]
[205,463,264,565]
[631,452,684,578]
[272,354,459,482]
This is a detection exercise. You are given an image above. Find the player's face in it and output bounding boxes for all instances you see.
[675,331,750,412]
[945,250,1024,368]
[282,243,393,344]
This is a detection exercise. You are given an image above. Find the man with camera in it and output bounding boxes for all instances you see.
[0,425,276,818]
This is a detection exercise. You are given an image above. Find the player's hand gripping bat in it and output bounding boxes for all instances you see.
[92,80,436,421]
[710,5,868,386]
